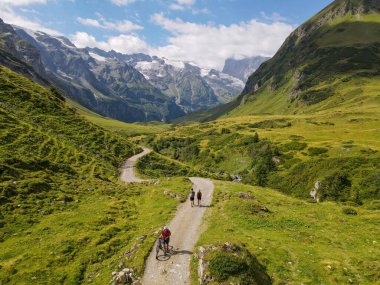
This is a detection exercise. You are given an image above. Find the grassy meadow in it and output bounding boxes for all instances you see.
[192,181,380,285]
[147,107,380,202]
[0,177,191,284]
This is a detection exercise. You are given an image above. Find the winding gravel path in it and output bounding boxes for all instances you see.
[142,177,214,285]
[120,147,151,183]
[120,148,215,284]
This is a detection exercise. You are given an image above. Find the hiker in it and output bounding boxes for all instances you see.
[161,226,171,253]
[197,189,202,207]
[190,188,195,207]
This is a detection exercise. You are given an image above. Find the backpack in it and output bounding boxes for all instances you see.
[197,191,202,199]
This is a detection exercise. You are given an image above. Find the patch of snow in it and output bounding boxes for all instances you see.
[89,52,107,62]
[15,26,41,42]
[53,36,75,49]
[57,69,74,80]
[135,60,160,71]
[200,68,210,77]
[163,58,185,69]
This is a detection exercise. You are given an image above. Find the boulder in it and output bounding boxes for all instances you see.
[237,192,250,199]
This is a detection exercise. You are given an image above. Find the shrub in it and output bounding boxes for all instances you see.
[282,141,307,151]
[342,207,358,215]
[207,246,271,285]
[220,128,231,134]
[320,172,352,201]
[209,252,248,281]
[308,147,328,156]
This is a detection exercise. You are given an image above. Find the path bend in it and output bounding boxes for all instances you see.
[120,148,215,284]
[120,147,151,183]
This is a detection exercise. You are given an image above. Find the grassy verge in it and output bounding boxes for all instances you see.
[0,177,191,284]
[192,180,380,284]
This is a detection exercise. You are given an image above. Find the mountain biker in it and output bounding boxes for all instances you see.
[197,189,202,207]
[161,226,171,253]
[190,188,195,207]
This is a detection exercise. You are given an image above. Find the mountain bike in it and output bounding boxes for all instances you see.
[156,237,165,259]
[156,237,174,259]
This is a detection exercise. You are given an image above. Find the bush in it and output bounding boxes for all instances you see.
[207,247,271,285]
[320,172,352,201]
[209,252,248,281]
[282,141,307,151]
[220,128,231,134]
[308,147,328,156]
[342,207,358,215]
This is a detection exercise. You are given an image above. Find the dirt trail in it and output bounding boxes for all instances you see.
[120,148,214,284]
[120,147,151,183]
[142,177,214,285]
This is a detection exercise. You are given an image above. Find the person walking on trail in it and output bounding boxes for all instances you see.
[197,189,202,207]
[161,226,171,254]
[190,188,195,207]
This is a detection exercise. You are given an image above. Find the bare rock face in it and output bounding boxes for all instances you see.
[222,56,269,82]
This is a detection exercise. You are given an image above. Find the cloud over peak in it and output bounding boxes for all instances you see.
[77,14,143,33]
[151,13,294,69]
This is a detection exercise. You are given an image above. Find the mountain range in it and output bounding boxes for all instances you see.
[0,18,267,122]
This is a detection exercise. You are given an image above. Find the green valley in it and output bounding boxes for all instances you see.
[1,0,380,284]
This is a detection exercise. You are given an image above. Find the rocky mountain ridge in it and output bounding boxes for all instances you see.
[86,48,246,112]
[11,25,184,122]
[222,56,269,82]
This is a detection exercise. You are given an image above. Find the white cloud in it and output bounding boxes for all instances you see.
[151,13,294,69]
[169,0,196,10]
[72,13,294,70]
[77,17,101,28]
[169,3,185,11]
[0,0,47,6]
[77,15,143,33]
[110,0,136,6]
[71,32,150,55]
[177,0,196,4]
[0,4,61,35]
[260,12,288,22]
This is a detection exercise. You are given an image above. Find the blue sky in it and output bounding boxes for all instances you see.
[1,0,334,69]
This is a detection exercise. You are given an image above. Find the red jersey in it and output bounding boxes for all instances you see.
[162,229,171,239]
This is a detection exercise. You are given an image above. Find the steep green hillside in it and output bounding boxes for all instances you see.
[0,65,137,208]
[0,66,194,284]
[192,181,380,284]
[187,0,379,120]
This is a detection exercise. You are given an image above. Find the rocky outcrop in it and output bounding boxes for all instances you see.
[310,181,321,202]
[222,56,269,82]
[195,242,272,284]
